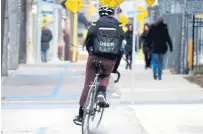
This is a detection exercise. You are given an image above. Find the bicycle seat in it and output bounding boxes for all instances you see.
[93,60,102,67]
[93,60,103,74]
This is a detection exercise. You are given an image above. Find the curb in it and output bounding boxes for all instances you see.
[128,106,150,134]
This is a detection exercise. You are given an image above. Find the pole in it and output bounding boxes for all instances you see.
[1,0,6,75]
[180,0,187,74]
[192,15,195,71]
[26,0,34,63]
[72,12,78,62]
[35,0,42,63]
[1,0,8,76]
[131,14,137,104]
[96,0,100,19]
[52,8,60,61]
[65,10,71,61]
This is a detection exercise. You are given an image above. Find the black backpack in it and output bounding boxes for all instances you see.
[92,21,122,58]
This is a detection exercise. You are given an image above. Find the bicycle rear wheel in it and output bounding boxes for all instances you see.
[90,105,104,129]
[89,86,104,131]
[82,86,95,134]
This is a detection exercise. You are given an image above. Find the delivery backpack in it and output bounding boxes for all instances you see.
[92,21,122,58]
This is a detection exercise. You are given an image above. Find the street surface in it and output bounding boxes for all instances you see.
[1,60,203,134]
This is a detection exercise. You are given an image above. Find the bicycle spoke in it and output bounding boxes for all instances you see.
[88,104,104,131]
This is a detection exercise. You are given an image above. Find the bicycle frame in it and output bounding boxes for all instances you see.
[82,62,104,134]
[85,66,101,114]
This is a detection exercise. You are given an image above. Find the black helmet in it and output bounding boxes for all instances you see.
[98,5,114,17]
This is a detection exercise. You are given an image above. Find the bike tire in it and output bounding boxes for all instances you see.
[82,85,95,134]
[89,83,104,131]
[88,106,104,133]
[82,108,90,134]
[95,107,104,129]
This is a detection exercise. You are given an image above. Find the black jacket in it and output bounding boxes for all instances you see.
[84,16,125,60]
[41,29,53,51]
[140,31,151,49]
[147,22,173,53]
[125,30,133,53]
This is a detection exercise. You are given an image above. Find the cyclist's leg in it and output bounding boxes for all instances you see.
[75,56,96,122]
[97,59,116,107]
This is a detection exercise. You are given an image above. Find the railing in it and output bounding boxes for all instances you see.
[192,15,203,74]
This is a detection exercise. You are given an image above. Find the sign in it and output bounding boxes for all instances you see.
[41,14,52,27]
[65,0,84,13]
[100,0,124,7]
[136,5,148,21]
[145,0,156,7]
[119,13,129,25]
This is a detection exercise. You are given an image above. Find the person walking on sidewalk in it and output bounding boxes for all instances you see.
[147,17,173,80]
[125,24,134,70]
[140,23,152,69]
[41,25,53,62]
[74,5,125,124]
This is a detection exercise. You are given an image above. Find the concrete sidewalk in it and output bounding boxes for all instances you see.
[2,61,203,134]
[115,62,203,134]
[1,62,119,102]
[115,62,203,104]
[1,62,147,134]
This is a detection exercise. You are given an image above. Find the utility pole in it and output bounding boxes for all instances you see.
[35,0,42,63]
[52,8,60,61]
[180,0,187,74]
[1,0,6,74]
[1,0,9,76]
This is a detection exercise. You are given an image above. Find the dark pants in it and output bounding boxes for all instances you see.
[41,50,48,62]
[152,53,164,79]
[79,56,116,107]
[125,51,132,69]
[143,47,151,68]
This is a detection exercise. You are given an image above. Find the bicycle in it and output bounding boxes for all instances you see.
[74,60,108,134]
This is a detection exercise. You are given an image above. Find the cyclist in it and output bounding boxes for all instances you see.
[74,5,125,124]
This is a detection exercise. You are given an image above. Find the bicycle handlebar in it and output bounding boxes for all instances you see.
[113,71,120,83]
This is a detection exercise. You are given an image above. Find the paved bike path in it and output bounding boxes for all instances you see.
[2,106,148,134]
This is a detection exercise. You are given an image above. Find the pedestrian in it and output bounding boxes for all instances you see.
[125,24,133,70]
[147,17,173,80]
[41,25,53,62]
[140,23,152,69]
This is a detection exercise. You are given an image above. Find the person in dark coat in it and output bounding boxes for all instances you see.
[125,24,133,70]
[41,25,53,62]
[140,23,151,69]
[147,17,173,80]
